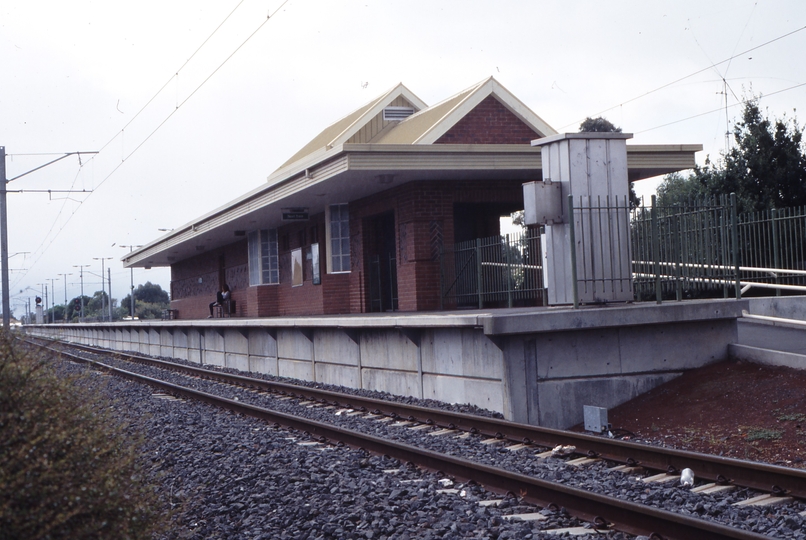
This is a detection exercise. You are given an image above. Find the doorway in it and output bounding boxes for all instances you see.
[365,212,398,312]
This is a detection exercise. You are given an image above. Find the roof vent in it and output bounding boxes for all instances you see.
[383,107,415,121]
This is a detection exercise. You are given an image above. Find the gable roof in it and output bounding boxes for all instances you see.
[123,78,701,270]
[277,83,428,171]
[270,77,558,185]
[375,77,557,145]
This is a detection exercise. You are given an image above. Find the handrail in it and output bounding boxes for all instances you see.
[741,310,806,328]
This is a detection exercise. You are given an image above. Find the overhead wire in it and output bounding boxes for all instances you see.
[635,79,806,134]
[558,23,806,131]
[11,0,290,293]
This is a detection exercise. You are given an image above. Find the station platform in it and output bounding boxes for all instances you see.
[26,298,753,429]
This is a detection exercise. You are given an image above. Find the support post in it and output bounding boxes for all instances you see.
[0,147,9,329]
[476,238,483,309]
[651,195,661,304]
[568,195,579,309]
[731,193,741,300]
[771,208,780,297]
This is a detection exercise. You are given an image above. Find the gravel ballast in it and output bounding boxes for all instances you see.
[64,361,608,539]
[59,349,806,539]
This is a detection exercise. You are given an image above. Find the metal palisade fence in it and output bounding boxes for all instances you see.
[439,194,806,310]
[631,194,741,302]
[631,194,806,302]
[439,228,545,309]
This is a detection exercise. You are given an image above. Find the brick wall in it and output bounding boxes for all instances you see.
[435,95,540,145]
[348,178,523,312]
[170,241,248,319]
[169,178,523,318]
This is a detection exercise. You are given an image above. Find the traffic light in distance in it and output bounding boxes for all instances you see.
[35,296,42,306]
[74,298,81,310]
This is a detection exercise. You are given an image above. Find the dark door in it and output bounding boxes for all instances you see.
[365,212,398,312]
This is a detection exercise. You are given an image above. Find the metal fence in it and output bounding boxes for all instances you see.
[439,228,544,309]
[438,195,806,310]
[631,194,806,302]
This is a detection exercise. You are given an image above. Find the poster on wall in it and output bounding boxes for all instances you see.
[311,243,320,285]
[292,248,303,287]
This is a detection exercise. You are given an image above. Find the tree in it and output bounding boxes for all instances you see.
[86,290,112,316]
[119,282,170,319]
[66,295,91,321]
[578,116,622,133]
[656,98,806,212]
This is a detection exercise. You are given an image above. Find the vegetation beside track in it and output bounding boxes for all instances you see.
[0,333,167,539]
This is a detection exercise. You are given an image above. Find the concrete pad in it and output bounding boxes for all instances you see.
[172,328,189,360]
[642,473,678,484]
[733,494,794,507]
[542,526,604,536]
[421,328,504,379]
[535,372,680,429]
[277,328,313,362]
[148,328,161,357]
[313,361,359,387]
[483,299,747,335]
[278,358,313,381]
[502,513,547,522]
[226,353,250,371]
[361,366,419,397]
[691,483,736,495]
[360,329,419,371]
[729,343,806,370]
[314,329,360,367]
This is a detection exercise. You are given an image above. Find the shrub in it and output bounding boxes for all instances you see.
[745,427,784,442]
[0,332,166,539]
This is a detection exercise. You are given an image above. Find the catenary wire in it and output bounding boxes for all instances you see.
[11,0,290,295]
[635,79,806,134]
[558,23,806,131]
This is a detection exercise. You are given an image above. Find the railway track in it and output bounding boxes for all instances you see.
[29,337,806,539]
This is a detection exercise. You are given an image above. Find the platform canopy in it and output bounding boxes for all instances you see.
[124,77,701,269]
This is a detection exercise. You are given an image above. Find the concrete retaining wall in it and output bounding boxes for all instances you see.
[25,299,746,429]
[746,295,806,320]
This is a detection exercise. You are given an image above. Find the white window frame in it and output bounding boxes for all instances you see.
[247,228,279,285]
[326,204,350,274]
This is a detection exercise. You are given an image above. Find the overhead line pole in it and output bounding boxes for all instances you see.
[120,244,142,319]
[0,148,98,330]
[1,147,10,329]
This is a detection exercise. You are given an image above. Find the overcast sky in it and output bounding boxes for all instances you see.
[1,0,804,314]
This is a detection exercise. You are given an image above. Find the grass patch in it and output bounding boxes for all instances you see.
[777,413,806,422]
[0,332,167,539]
[745,427,784,441]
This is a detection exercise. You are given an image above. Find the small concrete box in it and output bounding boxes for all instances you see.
[583,405,609,433]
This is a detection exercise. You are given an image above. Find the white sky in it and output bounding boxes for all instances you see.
[1,0,805,315]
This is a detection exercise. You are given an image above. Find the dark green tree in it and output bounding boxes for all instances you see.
[66,295,92,321]
[86,290,111,316]
[656,98,806,212]
[119,282,170,319]
[579,116,622,133]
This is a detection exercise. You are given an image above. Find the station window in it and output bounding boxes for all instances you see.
[327,203,350,273]
[248,229,279,285]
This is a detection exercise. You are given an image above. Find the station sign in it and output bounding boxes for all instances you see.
[282,207,309,221]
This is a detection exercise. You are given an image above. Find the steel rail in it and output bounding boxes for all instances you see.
[56,347,769,540]
[31,338,806,500]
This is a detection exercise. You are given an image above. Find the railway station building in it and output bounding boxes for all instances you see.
[123,77,700,319]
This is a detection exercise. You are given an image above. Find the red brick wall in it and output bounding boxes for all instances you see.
[170,241,248,319]
[169,178,523,318]
[435,96,540,145]
[348,179,523,312]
